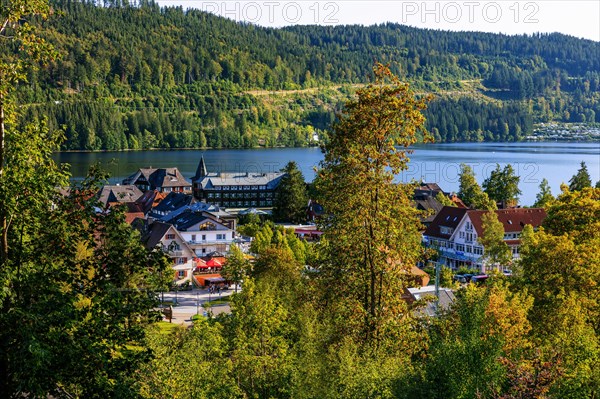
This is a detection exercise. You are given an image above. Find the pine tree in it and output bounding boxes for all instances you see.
[568,161,592,191]
[533,178,554,208]
[273,161,308,224]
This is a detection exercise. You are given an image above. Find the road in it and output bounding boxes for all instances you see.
[159,286,238,326]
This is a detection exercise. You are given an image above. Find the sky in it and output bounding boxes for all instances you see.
[156,0,600,41]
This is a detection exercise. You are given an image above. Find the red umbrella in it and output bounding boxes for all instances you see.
[206,258,222,267]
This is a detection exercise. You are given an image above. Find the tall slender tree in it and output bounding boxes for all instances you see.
[478,211,512,271]
[273,161,308,224]
[0,0,56,263]
[315,63,429,346]
[458,164,496,210]
[568,161,592,191]
[533,178,554,208]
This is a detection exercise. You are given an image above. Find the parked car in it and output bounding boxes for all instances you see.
[471,275,489,284]
[453,274,466,283]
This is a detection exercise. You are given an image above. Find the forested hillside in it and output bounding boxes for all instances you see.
[12,0,600,150]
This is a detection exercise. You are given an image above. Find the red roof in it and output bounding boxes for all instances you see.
[467,208,547,236]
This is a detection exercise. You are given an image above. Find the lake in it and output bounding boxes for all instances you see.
[53,142,600,206]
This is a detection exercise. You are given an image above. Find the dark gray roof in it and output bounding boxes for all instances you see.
[139,221,173,250]
[423,206,469,239]
[97,185,143,206]
[194,172,284,189]
[165,210,226,232]
[123,167,192,189]
[150,192,196,216]
[192,156,208,181]
[415,197,444,223]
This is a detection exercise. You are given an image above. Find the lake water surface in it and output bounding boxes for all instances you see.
[53,142,600,206]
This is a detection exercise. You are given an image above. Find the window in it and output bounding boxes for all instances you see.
[166,234,175,240]
[191,234,196,242]
[512,247,519,255]
[177,270,186,278]
[456,244,465,252]
[440,226,454,235]
[466,222,473,231]
[216,234,226,240]
[202,234,206,241]
[459,231,465,239]
[466,245,473,253]
[473,246,483,255]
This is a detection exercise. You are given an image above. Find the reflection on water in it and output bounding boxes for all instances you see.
[53,142,600,206]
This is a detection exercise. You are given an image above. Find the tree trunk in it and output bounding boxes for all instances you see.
[0,96,7,264]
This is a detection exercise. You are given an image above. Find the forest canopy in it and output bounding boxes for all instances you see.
[10,0,600,150]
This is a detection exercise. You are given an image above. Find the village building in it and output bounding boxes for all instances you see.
[96,184,143,207]
[164,209,235,257]
[137,221,196,283]
[191,156,285,209]
[123,167,192,193]
[423,206,547,272]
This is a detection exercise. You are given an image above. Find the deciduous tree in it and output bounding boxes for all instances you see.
[483,163,521,208]
[458,164,497,210]
[478,211,512,271]
[315,63,429,346]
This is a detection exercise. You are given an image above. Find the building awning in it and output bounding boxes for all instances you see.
[204,277,225,283]
[440,249,472,262]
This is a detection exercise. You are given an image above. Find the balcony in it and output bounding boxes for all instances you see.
[166,250,184,257]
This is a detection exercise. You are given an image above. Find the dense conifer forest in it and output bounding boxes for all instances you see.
[12,0,600,150]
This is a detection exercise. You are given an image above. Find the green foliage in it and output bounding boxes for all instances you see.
[138,319,240,398]
[518,187,600,398]
[568,161,593,191]
[315,64,428,345]
[0,175,171,397]
[457,164,497,210]
[418,284,533,399]
[4,1,598,150]
[533,178,555,208]
[478,211,512,270]
[221,244,250,293]
[483,164,522,208]
[542,186,600,243]
[273,161,309,224]
[435,191,456,207]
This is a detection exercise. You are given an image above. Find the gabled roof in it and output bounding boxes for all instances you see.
[140,221,174,250]
[165,210,229,232]
[192,156,208,181]
[423,206,469,239]
[151,192,196,216]
[97,185,143,206]
[123,167,192,189]
[467,208,547,236]
[414,197,444,223]
[135,190,167,214]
